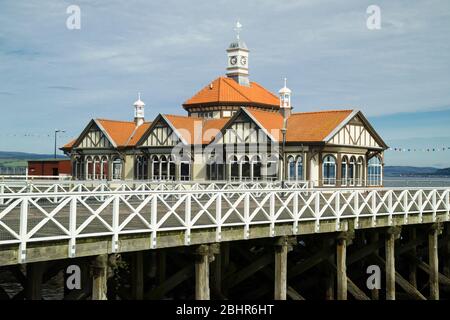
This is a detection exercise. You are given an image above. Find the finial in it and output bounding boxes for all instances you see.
[138,92,141,100]
[284,77,287,88]
[234,20,242,40]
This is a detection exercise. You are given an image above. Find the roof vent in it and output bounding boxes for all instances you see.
[209,83,213,89]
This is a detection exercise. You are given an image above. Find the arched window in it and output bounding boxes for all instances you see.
[322,155,336,186]
[151,155,159,180]
[296,156,304,180]
[241,156,251,181]
[160,155,167,180]
[368,156,382,186]
[101,156,108,180]
[348,156,356,186]
[252,155,262,180]
[266,154,278,181]
[85,156,93,180]
[287,156,295,181]
[230,156,239,181]
[180,154,191,181]
[341,156,348,186]
[357,157,364,186]
[168,155,176,181]
[112,158,122,180]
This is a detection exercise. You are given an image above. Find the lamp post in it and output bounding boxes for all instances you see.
[54,129,65,159]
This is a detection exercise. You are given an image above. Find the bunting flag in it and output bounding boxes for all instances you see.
[387,147,450,152]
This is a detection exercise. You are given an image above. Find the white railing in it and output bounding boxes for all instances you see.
[0,180,310,201]
[0,187,449,263]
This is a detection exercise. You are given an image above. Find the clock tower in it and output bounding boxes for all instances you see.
[226,21,250,86]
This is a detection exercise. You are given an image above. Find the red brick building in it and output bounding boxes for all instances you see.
[28,160,72,176]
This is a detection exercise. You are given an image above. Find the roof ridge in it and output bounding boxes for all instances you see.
[290,109,354,116]
[96,118,136,124]
[221,77,252,102]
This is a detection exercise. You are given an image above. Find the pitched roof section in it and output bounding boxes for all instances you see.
[183,77,280,109]
[62,119,151,151]
[163,115,228,145]
[245,108,354,142]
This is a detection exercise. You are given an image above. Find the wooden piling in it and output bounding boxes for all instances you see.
[408,228,418,288]
[385,227,401,300]
[25,262,45,300]
[336,234,347,300]
[443,224,450,278]
[274,237,289,300]
[132,251,144,300]
[429,223,442,300]
[195,245,216,300]
[91,254,108,300]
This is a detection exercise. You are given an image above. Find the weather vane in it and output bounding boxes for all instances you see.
[234,20,242,40]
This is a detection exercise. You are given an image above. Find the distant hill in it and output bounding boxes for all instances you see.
[384,166,439,176]
[434,167,450,176]
[0,151,67,160]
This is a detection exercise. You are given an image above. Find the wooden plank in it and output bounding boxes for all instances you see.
[288,247,332,279]
[224,253,273,289]
[347,277,371,300]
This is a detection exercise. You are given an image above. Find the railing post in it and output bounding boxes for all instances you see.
[0,184,4,205]
[446,189,450,221]
[69,196,77,258]
[244,192,250,239]
[270,192,275,237]
[418,190,423,223]
[151,194,157,249]
[335,190,341,231]
[185,194,191,245]
[293,191,299,234]
[215,193,222,242]
[354,190,359,228]
[388,190,393,225]
[112,195,119,252]
[315,191,320,232]
[432,189,437,222]
[19,197,29,263]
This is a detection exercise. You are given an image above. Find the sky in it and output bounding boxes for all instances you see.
[0,0,449,167]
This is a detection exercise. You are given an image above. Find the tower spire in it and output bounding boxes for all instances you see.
[226,21,250,86]
[133,92,145,126]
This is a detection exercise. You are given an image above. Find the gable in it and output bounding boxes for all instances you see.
[74,121,114,149]
[140,117,181,147]
[327,114,384,149]
[215,110,271,144]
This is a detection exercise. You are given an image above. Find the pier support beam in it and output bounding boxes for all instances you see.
[336,233,350,300]
[91,254,108,300]
[385,227,401,300]
[25,262,45,300]
[194,244,219,300]
[443,224,450,278]
[408,228,418,288]
[429,223,442,300]
[131,251,144,300]
[274,237,291,300]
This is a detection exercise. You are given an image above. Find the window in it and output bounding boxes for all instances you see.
[252,155,262,180]
[112,158,122,180]
[348,157,356,186]
[322,155,336,186]
[288,156,295,180]
[151,155,159,180]
[266,155,278,181]
[241,156,251,180]
[296,156,304,180]
[368,156,382,186]
[357,157,364,186]
[168,156,176,180]
[341,156,348,186]
[230,156,239,180]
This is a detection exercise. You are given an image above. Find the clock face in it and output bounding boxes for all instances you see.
[240,56,247,65]
[230,56,238,65]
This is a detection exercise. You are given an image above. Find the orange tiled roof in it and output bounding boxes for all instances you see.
[183,77,280,109]
[245,108,353,142]
[97,119,151,147]
[164,115,228,145]
[63,119,151,150]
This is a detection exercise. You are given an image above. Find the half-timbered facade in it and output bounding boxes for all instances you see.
[62,31,388,187]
